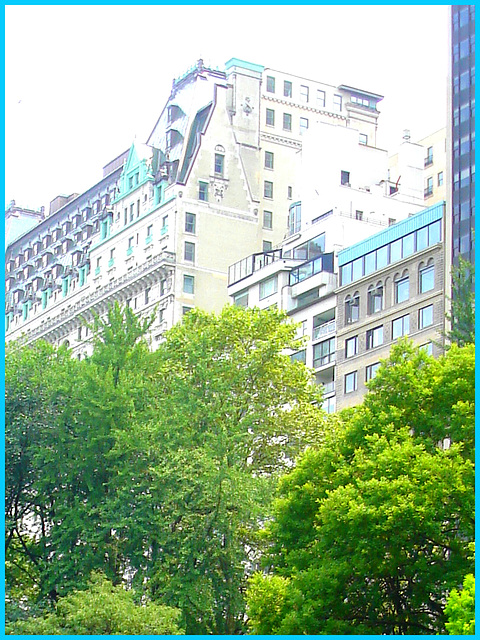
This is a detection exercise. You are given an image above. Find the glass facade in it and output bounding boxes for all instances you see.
[451,5,475,266]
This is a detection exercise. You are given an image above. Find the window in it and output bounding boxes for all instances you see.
[290,350,306,364]
[283,113,292,131]
[145,288,151,305]
[147,224,153,237]
[345,371,357,394]
[355,210,364,221]
[425,176,433,197]
[345,293,360,324]
[263,210,273,229]
[419,305,434,329]
[420,342,433,356]
[359,133,368,145]
[287,186,293,199]
[128,236,134,248]
[366,326,384,350]
[266,76,275,93]
[130,203,134,222]
[368,284,383,314]
[288,202,301,234]
[263,240,273,252]
[299,117,309,133]
[284,80,292,97]
[183,275,195,294]
[425,146,433,166]
[394,273,409,304]
[365,362,381,382]
[341,170,350,186]
[199,181,208,201]
[259,275,278,299]
[264,181,273,199]
[266,108,275,126]
[438,171,444,186]
[300,85,309,102]
[182,306,193,316]
[317,89,325,107]
[214,153,224,175]
[419,262,434,293]
[345,336,358,358]
[265,151,274,169]
[185,212,196,234]
[234,290,249,308]
[333,94,342,110]
[313,338,335,368]
[184,241,195,262]
[392,314,410,339]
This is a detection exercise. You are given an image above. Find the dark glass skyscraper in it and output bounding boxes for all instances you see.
[451,5,475,266]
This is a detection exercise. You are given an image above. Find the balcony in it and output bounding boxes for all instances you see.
[313,319,336,341]
[289,253,334,286]
[228,249,283,286]
[313,352,336,369]
[424,187,433,198]
[424,157,433,168]
[322,380,335,395]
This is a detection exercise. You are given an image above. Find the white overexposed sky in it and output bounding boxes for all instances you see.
[5,4,449,212]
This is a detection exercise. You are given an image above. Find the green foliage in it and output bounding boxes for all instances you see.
[246,343,475,635]
[445,574,475,635]
[446,256,475,347]
[5,304,322,634]
[5,572,184,635]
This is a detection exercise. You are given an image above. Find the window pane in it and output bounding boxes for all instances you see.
[345,336,358,358]
[416,226,428,251]
[352,257,363,281]
[345,371,357,393]
[395,276,409,303]
[428,220,441,245]
[375,245,388,270]
[402,233,415,258]
[390,238,402,262]
[341,263,352,285]
[365,252,376,275]
[419,305,434,328]
[420,264,434,292]
[259,275,278,299]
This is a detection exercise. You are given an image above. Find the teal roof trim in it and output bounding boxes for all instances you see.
[338,201,445,266]
[225,58,264,74]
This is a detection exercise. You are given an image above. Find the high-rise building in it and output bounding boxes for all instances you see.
[448,5,475,269]
[5,58,384,355]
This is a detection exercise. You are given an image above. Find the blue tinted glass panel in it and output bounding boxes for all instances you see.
[428,220,441,245]
[352,257,363,281]
[416,226,428,251]
[365,251,376,275]
[376,245,388,269]
[391,239,402,263]
[402,233,415,258]
[342,263,352,285]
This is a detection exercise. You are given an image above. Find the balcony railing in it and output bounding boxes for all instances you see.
[313,319,336,341]
[322,380,335,394]
[228,249,282,286]
[424,157,433,167]
[424,187,433,198]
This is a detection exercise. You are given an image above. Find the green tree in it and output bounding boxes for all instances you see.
[110,305,322,634]
[6,572,184,635]
[246,343,475,635]
[445,574,475,635]
[446,256,475,347]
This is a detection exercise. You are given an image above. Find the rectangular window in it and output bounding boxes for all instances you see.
[300,85,309,102]
[425,146,433,166]
[183,275,195,294]
[283,113,292,131]
[265,151,274,169]
[300,117,309,133]
[266,108,275,126]
[291,350,306,364]
[420,342,433,356]
[130,203,134,222]
[438,171,444,186]
[145,287,151,305]
[263,210,273,229]
[182,306,193,317]
[376,245,388,270]
[365,362,381,382]
[419,263,434,293]
[128,236,134,248]
[147,224,153,237]
[345,295,360,324]
[333,94,342,110]
[214,153,224,175]
[263,240,273,252]
[402,233,415,258]
[345,371,357,394]
[317,89,326,107]
[341,170,350,186]
[419,305,434,329]
[359,133,368,145]
[234,290,249,308]
[184,241,195,262]
[425,176,433,197]
[185,212,196,234]
[392,314,410,339]
[345,336,358,358]
[287,186,293,199]
[259,275,278,300]
[266,75,275,93]
[284,80,292,97]
[395,275,409,303]
[313,337,335,368]
[366,325,384,350]
[264,181,273,199]
[199,181,208,201]
[390,238,402,262]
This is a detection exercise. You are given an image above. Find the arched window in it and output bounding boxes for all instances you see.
[419,259,435,293]
[345,292,360,324]
[394,270,409,304]
[367,281,383,314]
